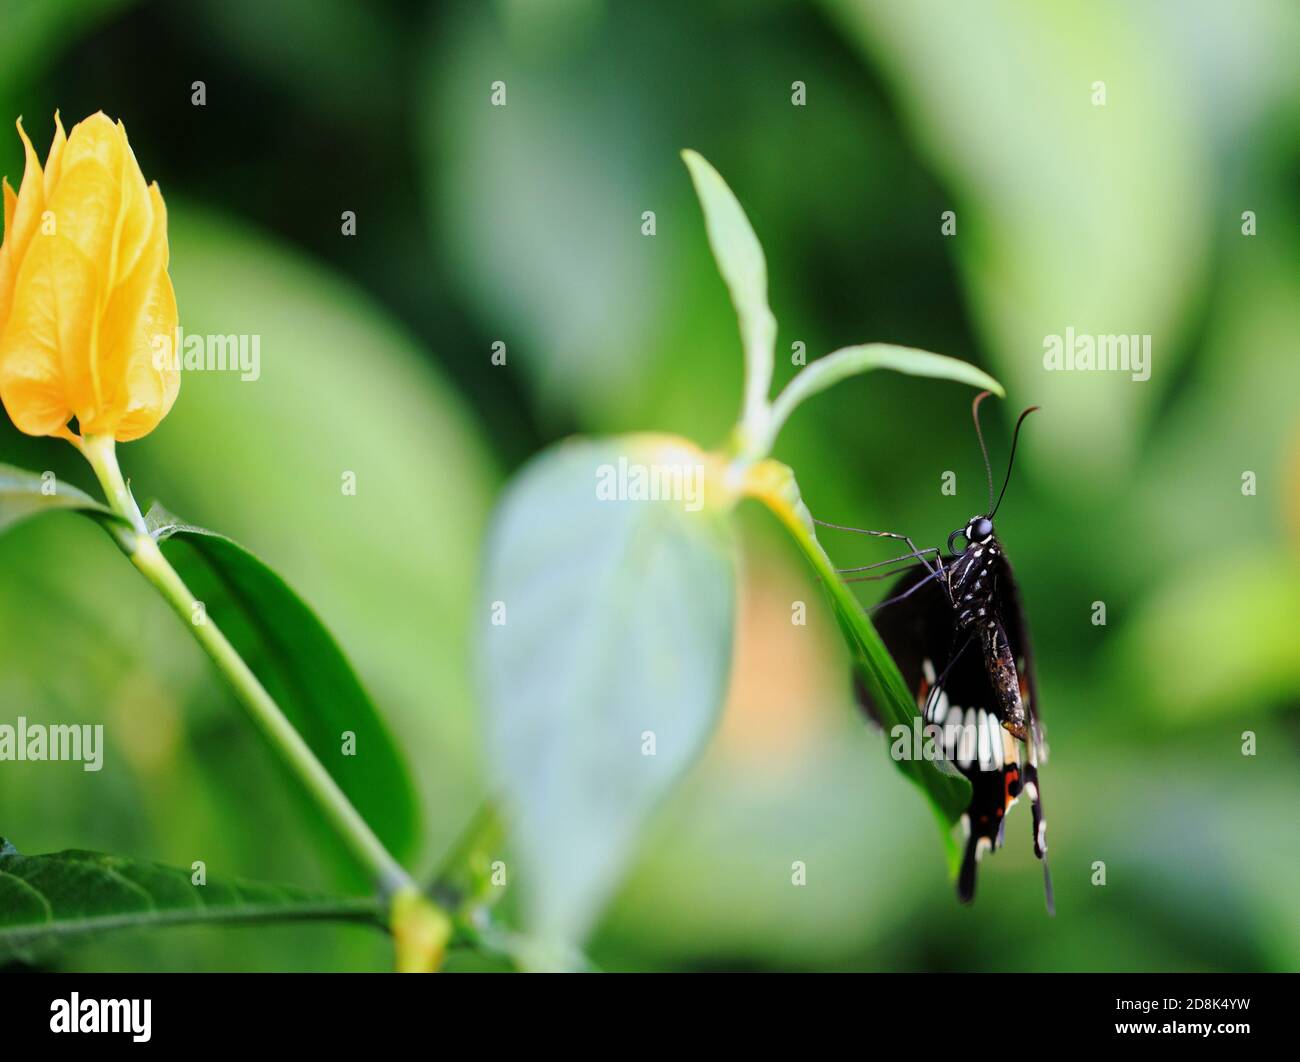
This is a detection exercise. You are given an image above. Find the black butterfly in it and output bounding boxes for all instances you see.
[819,392,1053,913]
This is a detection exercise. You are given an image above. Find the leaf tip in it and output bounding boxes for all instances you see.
[680,148,712,185]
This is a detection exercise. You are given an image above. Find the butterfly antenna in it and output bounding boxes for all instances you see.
[971,391,995,513]
[990,405,1040,518]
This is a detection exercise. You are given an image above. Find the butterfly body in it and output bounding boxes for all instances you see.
[943,520,1027,740]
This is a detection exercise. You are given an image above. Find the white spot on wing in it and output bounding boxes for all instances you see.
[957,709,977,768]
[944,713,962,760]
[1002,729,1021,767]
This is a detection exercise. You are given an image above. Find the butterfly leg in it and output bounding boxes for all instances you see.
[865,566,944,604]
[835,546,940,576]
[813,519,943,580]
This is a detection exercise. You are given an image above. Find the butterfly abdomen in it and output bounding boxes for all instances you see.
[946,536,1028,739]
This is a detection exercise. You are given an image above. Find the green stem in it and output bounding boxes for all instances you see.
[80,434,415,900]
[81,433,148,535]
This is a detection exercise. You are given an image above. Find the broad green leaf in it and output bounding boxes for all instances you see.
[0,463,123,538]
[682,150,777,433]
[825,0,1211,488]
[144,508,421,880]
[478,434,736,950]
[742,459,969,872]
[765,344,1004,453]
[0,839,380,964]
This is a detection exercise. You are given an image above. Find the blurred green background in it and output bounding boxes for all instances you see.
[1,0,1297,971]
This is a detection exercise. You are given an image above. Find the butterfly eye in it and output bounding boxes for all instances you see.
[973,517,993,540]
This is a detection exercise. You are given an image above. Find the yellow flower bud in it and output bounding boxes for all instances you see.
[0,112,178,443]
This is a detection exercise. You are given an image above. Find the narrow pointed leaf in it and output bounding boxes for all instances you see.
[682,150,777,427]
[767,344,1004,450]
[0,462,125,537]
[146,509,422,880]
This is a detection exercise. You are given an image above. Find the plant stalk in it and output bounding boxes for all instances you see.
[80,434,416,903]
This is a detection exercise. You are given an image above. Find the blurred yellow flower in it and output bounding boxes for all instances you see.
[0,112,178,443]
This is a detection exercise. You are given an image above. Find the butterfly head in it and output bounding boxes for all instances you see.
[967,515,994,543]
[948,515,994,555]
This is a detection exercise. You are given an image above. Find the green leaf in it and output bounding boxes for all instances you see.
[1112,550,1300,725]
[155,205,498,863]
[0,469,420,888]
[0,463,124,538]
[144,509,421,880]
[766,344,1004,452]
[0,839,380,965]
[478,434,736,950]
[682,150,777,433]
[825,0,1209,487]
[742,460,969,872]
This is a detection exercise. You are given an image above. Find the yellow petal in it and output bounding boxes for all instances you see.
[97,183,178,440]
[0,119,47,331]
[47,113,122,285]
[11,118,46,248]
[57,111,120,174]
[0,179,18,332]
[43,111,67,200]
[0,233,97,437]
[111,267,178,442]
[3,178,15,235]
[107,121,154,289]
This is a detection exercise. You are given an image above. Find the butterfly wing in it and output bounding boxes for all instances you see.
[854,560,1028,905]
[992,551,1054,912]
